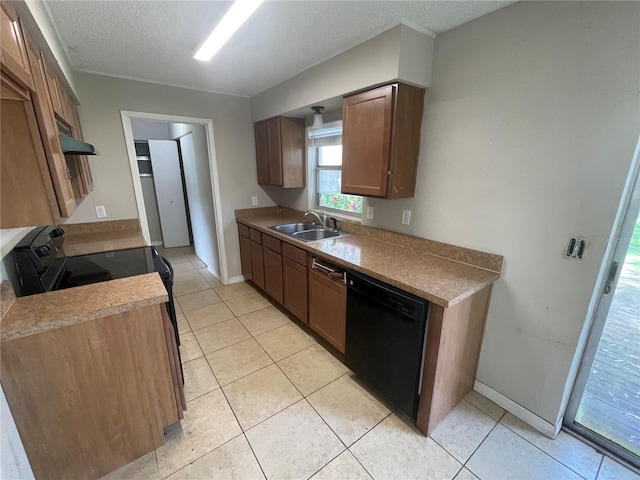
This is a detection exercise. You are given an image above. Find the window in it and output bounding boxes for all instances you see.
[312,127,363,215]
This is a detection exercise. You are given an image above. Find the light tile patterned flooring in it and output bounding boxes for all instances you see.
[101,247,640,480]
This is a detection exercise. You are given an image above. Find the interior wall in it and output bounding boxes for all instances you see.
[251,25,433,122]
[67,72,274,279]
[362,1,640,425]
[131,120,170,141]
[170,123,221,277]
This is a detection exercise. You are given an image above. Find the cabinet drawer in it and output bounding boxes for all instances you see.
[262,234,281,254]
[238,223,250,238]
[249,228,262,244]
[283,242,307,266]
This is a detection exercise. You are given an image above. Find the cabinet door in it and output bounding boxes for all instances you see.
[283,257,308,322]
[71,106,93,195]
[255,121,269,185]
[239,234,253,280]
[43,59,64,118]
[250,241,264,289]
[263,248,283,304]
[280,117,305,188]
[0,3,34,90]
[342,84,395,197]
[24,35,77,217]
[266,117,282,186]
[1,76,54,228]
[308,267,347,353]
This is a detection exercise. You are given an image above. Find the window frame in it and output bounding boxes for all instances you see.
[308,123,363,219]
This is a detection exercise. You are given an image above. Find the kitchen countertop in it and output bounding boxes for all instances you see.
[1,274,168,343]
[63,219,147,256]
[238,213,501,308]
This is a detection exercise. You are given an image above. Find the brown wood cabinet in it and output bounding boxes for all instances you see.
[24,33,77,217]
[1,76,56,228]
[308,261,347,353]
[1,304,181,480]
[0,2,94,228]
[283,256,308,322]
[239,233,253,281]
[342,82,425,199]
[263,246,283,304]
[255,116,305,188]
[250,239,265,289]
[0,1,33,90]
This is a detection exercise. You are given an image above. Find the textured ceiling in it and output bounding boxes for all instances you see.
[45,0,515,97]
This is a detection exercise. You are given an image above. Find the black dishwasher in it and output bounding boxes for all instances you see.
[345,270,429,420]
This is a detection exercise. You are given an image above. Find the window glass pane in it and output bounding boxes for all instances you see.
[318,145,342,166]
[316,169,363,214]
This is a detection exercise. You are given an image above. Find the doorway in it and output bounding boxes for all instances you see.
[565,140,640,469]
[121,111,228,284]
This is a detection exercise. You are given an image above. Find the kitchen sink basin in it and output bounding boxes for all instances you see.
[270,222,348,242]
[270,222,321,234]
[292,228,342,242]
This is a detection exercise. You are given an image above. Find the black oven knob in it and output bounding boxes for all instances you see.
[51,227,65,237]
[35,245,51,258]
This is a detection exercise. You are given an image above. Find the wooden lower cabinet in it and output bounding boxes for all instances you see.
[1,304,180,480]
[308,265,347,353]
[239,234,253,280]
[263,247,283,304]
[250,241,264,289]
[283,257,307,322]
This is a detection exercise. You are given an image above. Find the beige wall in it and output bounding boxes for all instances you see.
[250,25,434,122]
[363,1,640,425]
[68,72,275,279]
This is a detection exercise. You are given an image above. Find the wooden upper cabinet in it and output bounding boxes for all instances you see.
[24,32,77,218]
[342,82,425,199]
[0,2,33,90]
[254,116,305,188]
[43,60,64,118]
[1,76,55,228]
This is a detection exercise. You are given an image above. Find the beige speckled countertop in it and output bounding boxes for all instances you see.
[238,212,501,308]
[63,219,147,256]
[1,274,168,343]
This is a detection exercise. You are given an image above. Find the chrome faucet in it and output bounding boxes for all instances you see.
[305,209,327,228]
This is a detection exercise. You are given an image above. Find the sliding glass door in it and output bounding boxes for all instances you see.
[565,154,640,468]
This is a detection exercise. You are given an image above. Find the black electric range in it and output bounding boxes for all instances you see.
[4,225,182,375]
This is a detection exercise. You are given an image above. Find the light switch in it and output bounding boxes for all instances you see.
[401,210,411,225]
[95,205,107,218]
[251,196,258,206]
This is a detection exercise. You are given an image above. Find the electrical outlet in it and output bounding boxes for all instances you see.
[251,196,258,206]
[95,205,107,218]
[366,206,374,219]
[565,237,587,259]
[401,210,411,225]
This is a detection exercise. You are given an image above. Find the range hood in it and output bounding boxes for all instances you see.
[58,133,98,155]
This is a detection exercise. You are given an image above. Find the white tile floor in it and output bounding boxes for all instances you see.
[101,247,640,480]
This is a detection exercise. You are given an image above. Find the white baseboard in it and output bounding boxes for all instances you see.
[227,275,247,284]
[474,380,560,439]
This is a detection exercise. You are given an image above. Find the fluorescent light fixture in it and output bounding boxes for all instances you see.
[193,0,264,61]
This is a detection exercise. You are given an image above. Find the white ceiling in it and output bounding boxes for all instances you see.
[45,0,515,97]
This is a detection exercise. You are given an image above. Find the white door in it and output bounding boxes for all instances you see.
[148,140,190,248]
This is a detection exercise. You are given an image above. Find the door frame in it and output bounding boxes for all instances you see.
[563,136,640,468]
[120,110,229,284]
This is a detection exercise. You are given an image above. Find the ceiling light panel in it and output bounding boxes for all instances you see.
[193,0,264,61]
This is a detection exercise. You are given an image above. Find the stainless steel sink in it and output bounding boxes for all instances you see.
[270,222,348,242]
[270,222,320,235]
[292,228,341,242]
